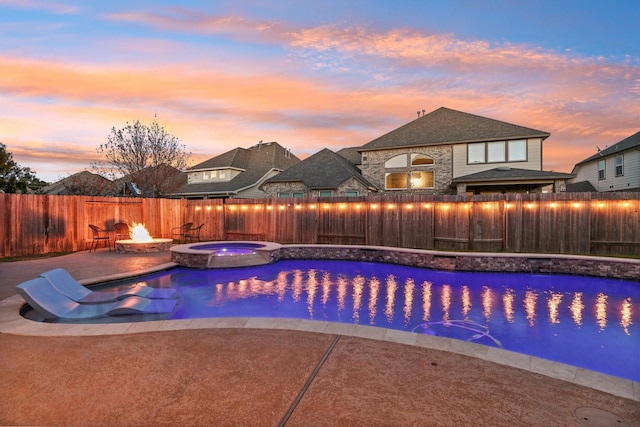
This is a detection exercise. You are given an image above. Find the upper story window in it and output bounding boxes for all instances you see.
[468,140,528,164]
[292,192,305,198]
[411,154,434,165]
[615,155,624,176]
[345,191,359,197]
[410,172,434,189]
[508,140,527,161]
[598,159,606,180]
[385,154,407,168]
[277,192,290,198]
[318,190,333,197]
[384,153,435,190]
[385,173,407,189]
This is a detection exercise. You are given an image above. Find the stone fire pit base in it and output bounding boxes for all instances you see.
[115,238,173,253]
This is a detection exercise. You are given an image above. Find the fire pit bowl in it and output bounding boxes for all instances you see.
[115,238,173,253]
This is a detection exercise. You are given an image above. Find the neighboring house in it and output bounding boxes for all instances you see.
[42,166,187,197]
[358,107,574,195]
[40,171,114,196]
[261,148,377,198]
[114,164,186,197]
[169,141,300,199]
[568,131,640,192]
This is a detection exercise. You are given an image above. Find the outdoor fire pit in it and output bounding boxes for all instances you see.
[115,223,173,254]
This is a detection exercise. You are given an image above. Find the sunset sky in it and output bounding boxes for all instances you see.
[1,0,639,182]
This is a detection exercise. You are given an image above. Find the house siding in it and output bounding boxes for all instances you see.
[452,138,543,178]
[572,150,640,192]
[360,145,453,194]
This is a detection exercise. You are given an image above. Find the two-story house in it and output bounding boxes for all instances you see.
[359,107,574,195]
[568,131,640,192]
[169,141,300,199]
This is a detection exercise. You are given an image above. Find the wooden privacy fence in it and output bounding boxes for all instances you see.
[1,192,638,258]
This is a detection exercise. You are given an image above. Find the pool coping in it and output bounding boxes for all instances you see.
[1,247,638,402]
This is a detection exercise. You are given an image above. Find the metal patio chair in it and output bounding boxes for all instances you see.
[88,224,111,253]
[183,223,204,243]
[171,222,193,243]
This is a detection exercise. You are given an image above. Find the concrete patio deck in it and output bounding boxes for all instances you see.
[1,249,638,426]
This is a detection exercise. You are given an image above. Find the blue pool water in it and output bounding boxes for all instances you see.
[107,259,639,381]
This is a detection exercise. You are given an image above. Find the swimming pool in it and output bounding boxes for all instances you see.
[93,259,639,382]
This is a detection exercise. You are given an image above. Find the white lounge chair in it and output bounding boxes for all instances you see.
[15,277,177,321]
[40,268,176,303]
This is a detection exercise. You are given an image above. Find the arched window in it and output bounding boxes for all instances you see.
[385,154,407,168]
[411,154,434,165]
[384,153,435,190]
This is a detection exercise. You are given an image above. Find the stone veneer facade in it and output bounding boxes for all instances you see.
[359,145,454,194]
[262,177,373,198]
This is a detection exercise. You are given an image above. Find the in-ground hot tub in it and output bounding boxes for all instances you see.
[170,241,282,269]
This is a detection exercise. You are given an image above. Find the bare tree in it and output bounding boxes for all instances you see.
[93,119,190,197]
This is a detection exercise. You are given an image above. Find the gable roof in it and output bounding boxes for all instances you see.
[263,148,376,190]
[574,130,640,166]
[451,167,574,183]
[40,171,112,195]
[360,107,550,152]
[171,141,300,196]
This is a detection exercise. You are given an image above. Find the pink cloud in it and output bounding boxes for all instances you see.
[0,0,77,14]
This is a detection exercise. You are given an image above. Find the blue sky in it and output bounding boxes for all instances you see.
[1,0,638,181]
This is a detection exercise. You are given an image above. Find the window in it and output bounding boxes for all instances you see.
[385,172,407,189]
[202,171,209,180]
[345,191,359,197]
[598,160,606,180]
[385,154,407,168]
[615,155,624,176]
[411,154,434,165]
[508,140,527,161]
[468,140,528,164]
[410,172,434,189]
[292,192,304,198]
[277,192,290,198]
[467,143,485,164]
[487,141,506,162]
[318,190,333,197]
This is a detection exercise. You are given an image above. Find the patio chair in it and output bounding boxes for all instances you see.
[88,224,111,253]
[183,223,204,243]
[113,222,130,245]
[15,277,178,321]
[40,268,177,303]
[171,222,193,243]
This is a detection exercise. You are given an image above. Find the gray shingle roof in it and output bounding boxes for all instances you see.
[263,148,376,190]
[565,181,597,192]
[171,142,300,195]
[335,147,362,165]
[452,167,574,183]
[574,130,640,166]
[360,107,550,151]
